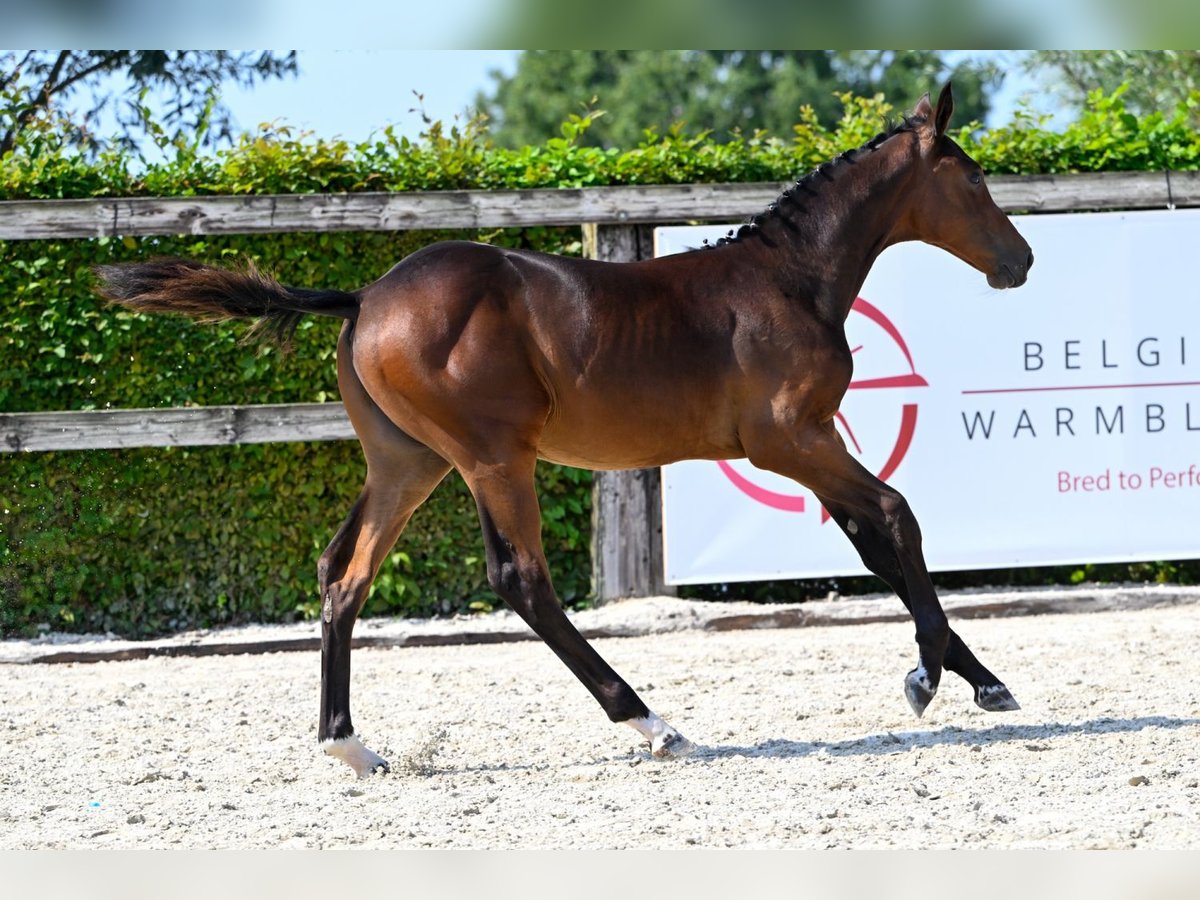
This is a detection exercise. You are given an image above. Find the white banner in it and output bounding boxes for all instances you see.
[657,210,1200,584]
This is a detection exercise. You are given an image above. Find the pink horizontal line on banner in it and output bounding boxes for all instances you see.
[848,373,929,390]
[962,380,1200,395]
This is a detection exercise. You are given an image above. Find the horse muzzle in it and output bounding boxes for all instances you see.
[988,249,1034,289]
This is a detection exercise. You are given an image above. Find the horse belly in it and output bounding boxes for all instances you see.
[536,384,743,470]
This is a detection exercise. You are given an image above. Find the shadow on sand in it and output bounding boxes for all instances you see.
[694,714,1200,761]
[440,715,1200,775]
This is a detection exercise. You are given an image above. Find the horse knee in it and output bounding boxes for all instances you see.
[879,488,922,547]
[878,487,909,522]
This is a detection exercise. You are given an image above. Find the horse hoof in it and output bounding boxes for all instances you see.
[322,734,391,778]
[652,730,697,759]
[904,668,937,718]
[626,712,696,758]
[975,683,1021,712]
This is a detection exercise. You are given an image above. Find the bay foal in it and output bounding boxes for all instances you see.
[98,84,1032,776]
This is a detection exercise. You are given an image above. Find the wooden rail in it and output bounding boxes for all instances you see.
[1,172,1197,240]
[1,403,353,453]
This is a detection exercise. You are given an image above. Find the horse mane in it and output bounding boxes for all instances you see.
[703,111,928,249]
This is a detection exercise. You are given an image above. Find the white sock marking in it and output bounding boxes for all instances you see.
[913,663,933,692]
[321,735,388,778]
[626,712,696,758]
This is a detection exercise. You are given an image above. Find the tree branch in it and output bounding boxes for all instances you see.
[1,51,71,156]
[0,51,36,92]
[54,52,126,95]
[1,53,136,156]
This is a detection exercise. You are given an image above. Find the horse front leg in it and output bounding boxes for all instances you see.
[748,422,963,717]
[816,492,1020,713]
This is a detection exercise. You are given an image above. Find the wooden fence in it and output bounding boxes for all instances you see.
[3,172,1198,241]
[3,171,1197,601]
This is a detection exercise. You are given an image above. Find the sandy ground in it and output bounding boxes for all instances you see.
[3,598,1200,849]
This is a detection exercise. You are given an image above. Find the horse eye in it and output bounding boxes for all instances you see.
[969,171,983,185]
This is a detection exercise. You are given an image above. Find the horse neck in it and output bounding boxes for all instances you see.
[756,134,921,324]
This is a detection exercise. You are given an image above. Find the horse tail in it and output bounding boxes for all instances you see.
[94,257,359,347]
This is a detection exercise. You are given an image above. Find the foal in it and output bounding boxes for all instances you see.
[97,84,1032,777]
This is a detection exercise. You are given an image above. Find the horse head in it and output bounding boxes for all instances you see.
[900,83,1033,289]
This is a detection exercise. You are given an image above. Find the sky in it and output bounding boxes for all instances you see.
[211,50,1053,147]
[219,50,523,144]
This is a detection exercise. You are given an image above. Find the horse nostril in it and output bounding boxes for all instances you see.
[1026,250,1034,271]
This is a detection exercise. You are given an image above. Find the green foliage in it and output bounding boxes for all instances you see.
[474,51,998,149]
[5,84,1198,209]
[6,87,1200,205]
[0,225,591,638]
[3,87,1198,638]
[1025,51,1200,130]
[963,85,1200,174]
[0,51,298,157]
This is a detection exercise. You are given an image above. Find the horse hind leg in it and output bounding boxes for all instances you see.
[462,452,695,759]
[318,445,449,777]
[318,322,451,777]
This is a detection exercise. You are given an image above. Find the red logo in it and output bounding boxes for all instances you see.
[717,297,928,520]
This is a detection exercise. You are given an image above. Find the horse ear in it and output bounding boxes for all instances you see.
[912,92,933,122]
[934,82,954,137]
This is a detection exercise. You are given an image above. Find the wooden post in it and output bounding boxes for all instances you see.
[582,223,675,604]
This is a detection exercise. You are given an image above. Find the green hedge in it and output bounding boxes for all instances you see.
[3,88,1199,637]
[0,228,592,637]
[5,87,1200,204]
